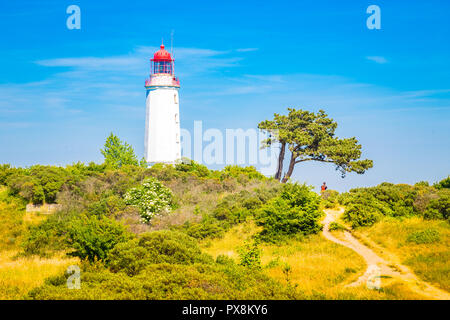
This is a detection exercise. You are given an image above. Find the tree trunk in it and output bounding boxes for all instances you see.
[281,152,296,183]
[275,142,286,181]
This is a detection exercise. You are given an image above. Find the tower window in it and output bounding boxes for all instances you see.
[174,94,178,104]
[175,113,179,123]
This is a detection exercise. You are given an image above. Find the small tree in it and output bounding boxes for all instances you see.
[258,108,373,183]
[124,178,174,223]
[100,133,139,168]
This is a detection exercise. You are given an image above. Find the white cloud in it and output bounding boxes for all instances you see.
[236,48,259,52]
[366,56,388,64]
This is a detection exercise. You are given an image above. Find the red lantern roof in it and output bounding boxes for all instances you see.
[151,43,173,61]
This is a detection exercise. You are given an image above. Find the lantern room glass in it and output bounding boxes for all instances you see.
[152,61,173,74]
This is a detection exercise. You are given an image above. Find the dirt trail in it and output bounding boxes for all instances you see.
[322,208,450,300]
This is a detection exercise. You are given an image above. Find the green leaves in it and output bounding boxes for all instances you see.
[124,177,174,223]
[67,214,133,262]
[258,108,373,181]
[100,133,139,169]
[255,183,322,242]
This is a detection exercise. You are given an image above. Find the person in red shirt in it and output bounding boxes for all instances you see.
[321,182,328,194]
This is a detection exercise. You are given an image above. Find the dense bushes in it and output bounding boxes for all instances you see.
[255,183,322,242]
[22,214,70,257]
[67,214,133,262]
[341,181,450,227]
[28,261,301,300]
[108,230,213,275]
[321,189,339,208]
[28,230,301,300]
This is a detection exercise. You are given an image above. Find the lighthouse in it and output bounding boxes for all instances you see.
[144,42,181,164]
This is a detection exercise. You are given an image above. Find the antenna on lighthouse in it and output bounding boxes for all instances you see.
[170,30,174,57]
[171,30,175,76]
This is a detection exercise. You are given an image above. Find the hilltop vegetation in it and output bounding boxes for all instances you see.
[0,160,326,299]
[0,158,448,299]
[0,132,448,299]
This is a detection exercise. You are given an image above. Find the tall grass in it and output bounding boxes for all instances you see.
[0,250,78,299]
[354,216,450,291]
[200,221,426,299]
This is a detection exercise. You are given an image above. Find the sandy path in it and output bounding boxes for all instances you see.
[322,208,450,300]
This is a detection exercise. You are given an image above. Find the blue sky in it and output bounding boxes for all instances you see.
[0,0,449,191]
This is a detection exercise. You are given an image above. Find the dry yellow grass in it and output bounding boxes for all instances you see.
[201,221,429,299]
[353,216,450,292]
[0,250,79,299]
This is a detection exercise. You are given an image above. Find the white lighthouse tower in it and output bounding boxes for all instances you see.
[144,42,181,164]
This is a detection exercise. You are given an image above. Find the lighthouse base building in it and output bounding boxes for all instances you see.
[144,43,181,164]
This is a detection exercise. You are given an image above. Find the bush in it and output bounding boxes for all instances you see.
[339,182,444,227]
[107,230,213,275]
[434,176,450,190]
[423,191,449,220]
[124,177,174,223]
[22,212,73,257]
[28,262,302,300]
[181,216,225,240]
[67,214,133,262]
[328,222,347,231]
[175,159,210,178]
[220,165,266,181]
[321,189,339,208]
[255,183,322,242]
[407,229,440,244]
[238,239,262,269]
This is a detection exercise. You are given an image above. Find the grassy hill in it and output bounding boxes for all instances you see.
[0,163,448,299]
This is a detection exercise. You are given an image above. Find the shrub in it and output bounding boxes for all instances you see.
[67,214,133,262]
[342,203,384,228]
[423,191,449,220]
[321,189,339,208]
[107,230,213,275]
[407,229,440,244]
[256,183,322,242]
[181,216,225,240]
[28,262,302,300]
[124,177,174,223]
[328,222,347,231]
[238,239,262,269]
[22,213,72,257]
[175,159,210,178]
[434,176,450,190]
[220,165,266,181]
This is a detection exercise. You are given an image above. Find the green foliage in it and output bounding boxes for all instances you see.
[175,159,210,177]
[406,229,440,244]
[67,214,133,262]
[220,165,267,181]
[424,191,450,220]
[238,239,262,269]
[434,176,450,190]
[0,187,26,250]
[22,215,69,257]
[341,182,450,227]
[181,216,225,240]
[101,133,139,168]
[108,230,213,275]
[256,183,322,242]
[328,222,347,231]
[258,108,373,182]
[28,261,301,300]
[321,189,339,208]
[6,165,68,204]
[124,178,174,223]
